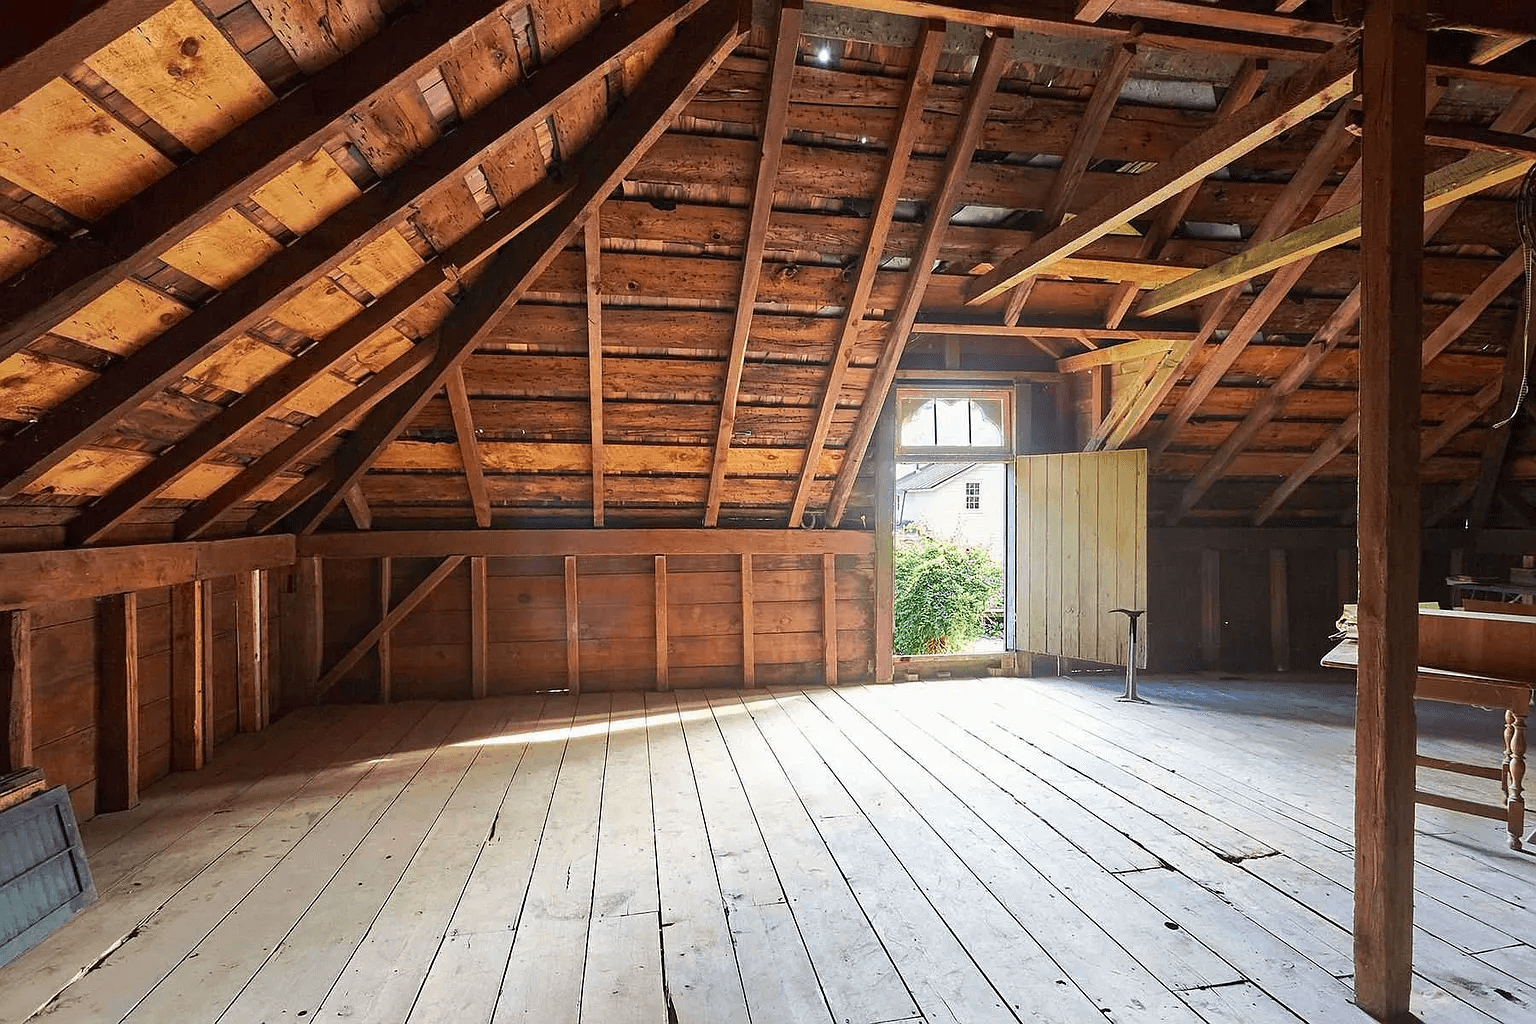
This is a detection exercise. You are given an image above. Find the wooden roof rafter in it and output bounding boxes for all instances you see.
[1100,58,1267,329]
[1138,136,1536,316]
[0,0,698,505]
[1160,88,1536,520]
[786,18,945,528]
[824,26,1012,527]
[1143,100,1368,461]
[0,0,526,353]
[271,0,746,536]
[702,0,804,529]
[1252,248,1526,525]
[63,175,567,546]
[1000,36,1140,326]
[964,39,1360,306]
[1100,91,1363,454]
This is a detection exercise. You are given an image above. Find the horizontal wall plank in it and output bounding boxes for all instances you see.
[299,529,874,560]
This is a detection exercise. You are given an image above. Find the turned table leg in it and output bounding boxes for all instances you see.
[1505,710,1526,850]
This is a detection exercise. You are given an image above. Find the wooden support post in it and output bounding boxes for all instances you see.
[97,592,139,812]
[1269,550,1290,673]
[234,570,266,733]
[1354,0,1424,1015]
[655,555,670,692]
[565,555,581,695]
[170,580,206,772]
[1,610,29,771]
[1200,548,1220,669]
[470,555,487,700]
[874,398,896,684]
[741,554,756,688]
[823,553,839,686]
[378,557,393,704]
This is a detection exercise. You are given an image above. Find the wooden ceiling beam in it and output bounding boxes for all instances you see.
[965,42,1358,306]
[176,342,435,541]
[1252,248,1523,525]
[825,28,1012,527]
[445,367,492,529]
[1144,103,1365,460]
[1103,59,1267,328]
[63,177,565,546]
[787,19,943,527]
[585,215,605,528]
[0,0,173,112]
[0,0,553,354]
[0,0,688,502]
[1002,38,1139,324]
[275,0,745,536]
[1138,141,1536,317]
[703,0,804,528]
[1084,342,1188,450]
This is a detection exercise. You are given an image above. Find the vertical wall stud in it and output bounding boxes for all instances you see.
[655,555,669,692]
[171,581,206,772]
[470,555,487,699]
[740,553,756,688]
[1199,548,1220,670]
[565,555,580,695]
[200,579,214,764]
[1269,549,1290,673]
[235,570,265,733]
[98,592,139,812]
[297,556,323,703]
[1,609,30,771]
[823,552,838,686]
[378,557,393,703]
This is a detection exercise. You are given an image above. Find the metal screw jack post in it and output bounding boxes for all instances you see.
[1110,608,1148,704]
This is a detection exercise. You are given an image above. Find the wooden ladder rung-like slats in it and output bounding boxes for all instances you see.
[1414,754,1502,781]
[1413,788,1509,822]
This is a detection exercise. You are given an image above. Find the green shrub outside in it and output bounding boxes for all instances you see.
[893,530,1004,655]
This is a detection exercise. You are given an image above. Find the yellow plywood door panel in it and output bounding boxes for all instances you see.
[84,0,274,153]
[0,79,174,219]
[1016,448,1146,667]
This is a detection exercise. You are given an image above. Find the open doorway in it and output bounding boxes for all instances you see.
[890,388,1013,657]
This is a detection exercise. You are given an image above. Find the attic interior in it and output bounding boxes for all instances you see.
[3,0,1536,1021]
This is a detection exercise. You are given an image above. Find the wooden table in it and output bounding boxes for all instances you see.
[1324,626,1531,850]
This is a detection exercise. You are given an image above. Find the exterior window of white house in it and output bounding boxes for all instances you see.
[965,481,981,510]
[894,388,1012,458]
